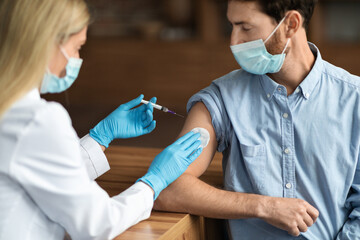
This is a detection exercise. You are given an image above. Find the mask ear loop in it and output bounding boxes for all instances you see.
[58,46,69,81]
[45,46,69,74]
[264,15,287,43]
[282,38,290,54]
[59,46,71,107]
[60,46,70,60]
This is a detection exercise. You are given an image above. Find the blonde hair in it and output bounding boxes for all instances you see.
[0,0,90,118]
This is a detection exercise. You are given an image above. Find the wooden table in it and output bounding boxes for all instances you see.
[96,146,224,240]
[114,212,204,240]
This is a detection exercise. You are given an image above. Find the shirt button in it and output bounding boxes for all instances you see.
[295,88,300,93]
[285,183,292,189]
[284,148,291,154]
[283,113,289,119]
[305,93,310,99]
[267,94,271,98]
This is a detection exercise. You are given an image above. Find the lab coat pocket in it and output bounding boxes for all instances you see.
[240,143,266,191]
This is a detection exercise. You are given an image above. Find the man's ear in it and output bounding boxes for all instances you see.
[284,10,303,38]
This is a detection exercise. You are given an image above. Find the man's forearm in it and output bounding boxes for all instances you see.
[155,173,319,236]
[154,173,264,219]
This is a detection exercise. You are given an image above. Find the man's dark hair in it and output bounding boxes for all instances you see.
[231,0,318,30]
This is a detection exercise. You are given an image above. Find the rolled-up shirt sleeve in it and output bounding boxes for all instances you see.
[187,81,230,152]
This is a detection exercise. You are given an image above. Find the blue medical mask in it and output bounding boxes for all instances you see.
[40,46,83,94]
[230,16,290,75]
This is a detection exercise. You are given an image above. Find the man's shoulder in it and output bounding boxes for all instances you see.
[191,69,258,101]
[322,60,360,89]
[187,69,249,113]
[209,69,257,92]
[214,69,251,84]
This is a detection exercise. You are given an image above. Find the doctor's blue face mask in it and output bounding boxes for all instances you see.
[230,16,290,75]
[40,46,83,94]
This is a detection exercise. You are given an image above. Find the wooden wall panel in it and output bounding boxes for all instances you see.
[43,39,238,148]
[43,38,360,148]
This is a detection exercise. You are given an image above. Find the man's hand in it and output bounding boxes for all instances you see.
[259,196,319,236]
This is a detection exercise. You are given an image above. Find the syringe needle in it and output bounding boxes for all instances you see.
[141,99,184,118]
[167,110,185,118]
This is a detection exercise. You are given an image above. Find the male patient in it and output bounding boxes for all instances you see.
[155,0,360,239]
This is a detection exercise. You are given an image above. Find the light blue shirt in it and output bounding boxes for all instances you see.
[187,43,360,240]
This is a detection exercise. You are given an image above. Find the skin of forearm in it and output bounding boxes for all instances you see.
[154,173,267,219]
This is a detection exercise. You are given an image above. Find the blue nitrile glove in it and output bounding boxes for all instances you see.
[89,94,156,148]
[138,131,203,199]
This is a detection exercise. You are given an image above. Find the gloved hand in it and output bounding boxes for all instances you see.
[89,94,156,148]
[138,131,203,199]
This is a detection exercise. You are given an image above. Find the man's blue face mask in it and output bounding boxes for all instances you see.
[40,46,83,94]
[230,16,290,75]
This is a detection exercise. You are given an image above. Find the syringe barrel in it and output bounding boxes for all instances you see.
[141,100,163,111]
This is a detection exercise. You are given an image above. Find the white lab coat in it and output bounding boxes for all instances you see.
[0,89,154,240]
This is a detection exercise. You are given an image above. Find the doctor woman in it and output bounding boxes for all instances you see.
[0,0,203,239]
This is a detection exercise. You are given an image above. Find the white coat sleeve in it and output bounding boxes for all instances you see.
[10,103,154,240]
[80,134,110,180]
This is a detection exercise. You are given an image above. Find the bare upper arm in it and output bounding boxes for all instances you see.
[178,102,218,177]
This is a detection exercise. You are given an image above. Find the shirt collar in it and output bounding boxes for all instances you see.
[14,88,41,107]
[25,88,41,100]
[259,74,278,101]
[297,42,323,100]
[260,42,323,101]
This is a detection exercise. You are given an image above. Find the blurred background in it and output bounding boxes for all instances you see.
[43,0,360,148]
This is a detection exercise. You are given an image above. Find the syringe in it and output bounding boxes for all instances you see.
[141,100,184,118]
